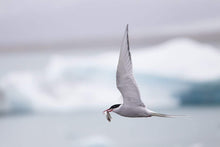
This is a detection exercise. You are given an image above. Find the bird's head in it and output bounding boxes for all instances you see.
[103,104,121,113]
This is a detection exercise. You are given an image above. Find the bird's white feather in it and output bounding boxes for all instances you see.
[116,25,145,107]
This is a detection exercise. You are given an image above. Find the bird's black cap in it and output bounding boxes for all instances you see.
[109,104,121,109]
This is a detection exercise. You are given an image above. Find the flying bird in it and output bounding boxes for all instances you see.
[104,25,174,122]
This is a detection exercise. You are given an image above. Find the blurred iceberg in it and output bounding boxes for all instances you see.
[0,38,220,113]
[179,80,220,105]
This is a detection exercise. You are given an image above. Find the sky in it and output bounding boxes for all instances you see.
[0,0,220,45]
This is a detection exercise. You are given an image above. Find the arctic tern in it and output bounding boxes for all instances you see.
[104,25,174,122]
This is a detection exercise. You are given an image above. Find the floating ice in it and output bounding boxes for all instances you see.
[0,38,220,112]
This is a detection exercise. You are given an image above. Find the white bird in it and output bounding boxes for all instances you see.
[104,25,173,122]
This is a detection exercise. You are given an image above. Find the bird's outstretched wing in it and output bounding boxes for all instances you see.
[116,25,145,107]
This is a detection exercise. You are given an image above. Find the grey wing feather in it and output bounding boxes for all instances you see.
[116,25,145,107]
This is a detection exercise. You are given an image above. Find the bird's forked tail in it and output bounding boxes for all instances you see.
[150,112,175,118]
[149,110,188,118]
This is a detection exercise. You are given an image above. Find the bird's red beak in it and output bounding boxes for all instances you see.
[103,109,113,113]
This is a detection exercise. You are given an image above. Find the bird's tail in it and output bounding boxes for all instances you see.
[150,111,187,118]
[151,112,174,117]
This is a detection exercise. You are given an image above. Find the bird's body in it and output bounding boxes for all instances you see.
[104,25,173,121]
[113,105,151,117]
